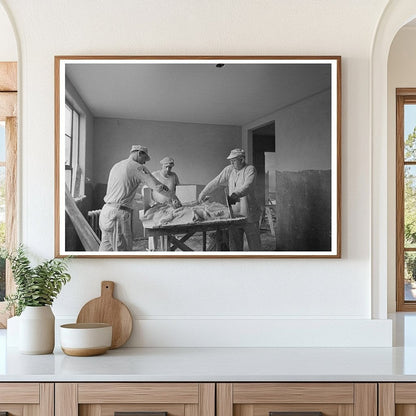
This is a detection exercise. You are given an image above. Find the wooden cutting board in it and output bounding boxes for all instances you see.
[76,281,133,349]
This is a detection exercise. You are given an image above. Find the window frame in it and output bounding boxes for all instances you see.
[65,101,81,197]
[64,92,86,200]
[396,88,416,311]
[0,62,17,327]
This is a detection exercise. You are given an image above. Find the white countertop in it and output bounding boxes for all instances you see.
[2,345,416,382]
[3,313,416,382]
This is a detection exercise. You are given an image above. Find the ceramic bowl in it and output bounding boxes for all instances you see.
[60,323,112,356]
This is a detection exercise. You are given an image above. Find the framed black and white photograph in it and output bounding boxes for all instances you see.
[55,56,341,258]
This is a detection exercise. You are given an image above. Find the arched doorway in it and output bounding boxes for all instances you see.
[371,0,416,319]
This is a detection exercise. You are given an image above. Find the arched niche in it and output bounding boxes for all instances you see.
[372,0,416,319]
[387,18,416,313]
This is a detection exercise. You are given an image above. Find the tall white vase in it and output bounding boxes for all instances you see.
[19,306,55,354]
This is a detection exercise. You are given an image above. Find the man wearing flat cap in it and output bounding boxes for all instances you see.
[198,148,261,251]
[151,156,181,207]
[99,145,170,251]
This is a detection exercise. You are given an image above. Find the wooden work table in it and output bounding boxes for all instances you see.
[143,217,246,251]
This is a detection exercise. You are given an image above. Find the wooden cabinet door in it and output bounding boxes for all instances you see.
[217,383,377,416]
[0,383,53,415]
[379,383,416,416]
[55,383,215,416]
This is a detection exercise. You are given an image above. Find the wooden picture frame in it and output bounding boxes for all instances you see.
[55,56,341,258]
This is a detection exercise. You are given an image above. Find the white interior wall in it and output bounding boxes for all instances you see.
[93,118,241,185]
[244,89,331,174]
[387,27,416,312]
[0,0,395,347]
[274,89,331,172]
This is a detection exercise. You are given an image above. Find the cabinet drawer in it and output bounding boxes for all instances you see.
[78,383,200,403]
[0,383,39,403]
[218,383,376,416]
[0,383,53,416]
[56,383,215,416]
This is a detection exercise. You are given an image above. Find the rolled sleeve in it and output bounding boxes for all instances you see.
[200,166,231,197]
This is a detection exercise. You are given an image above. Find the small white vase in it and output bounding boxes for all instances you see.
[19,306,55,354]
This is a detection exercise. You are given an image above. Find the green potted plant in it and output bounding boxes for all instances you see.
[3,245,71,354]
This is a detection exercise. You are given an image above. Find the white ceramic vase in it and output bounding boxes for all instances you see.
[19,305,55,354]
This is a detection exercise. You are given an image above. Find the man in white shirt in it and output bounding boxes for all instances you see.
[151,156,181,207]
[198,148,261,251]
[99,145,170,251]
